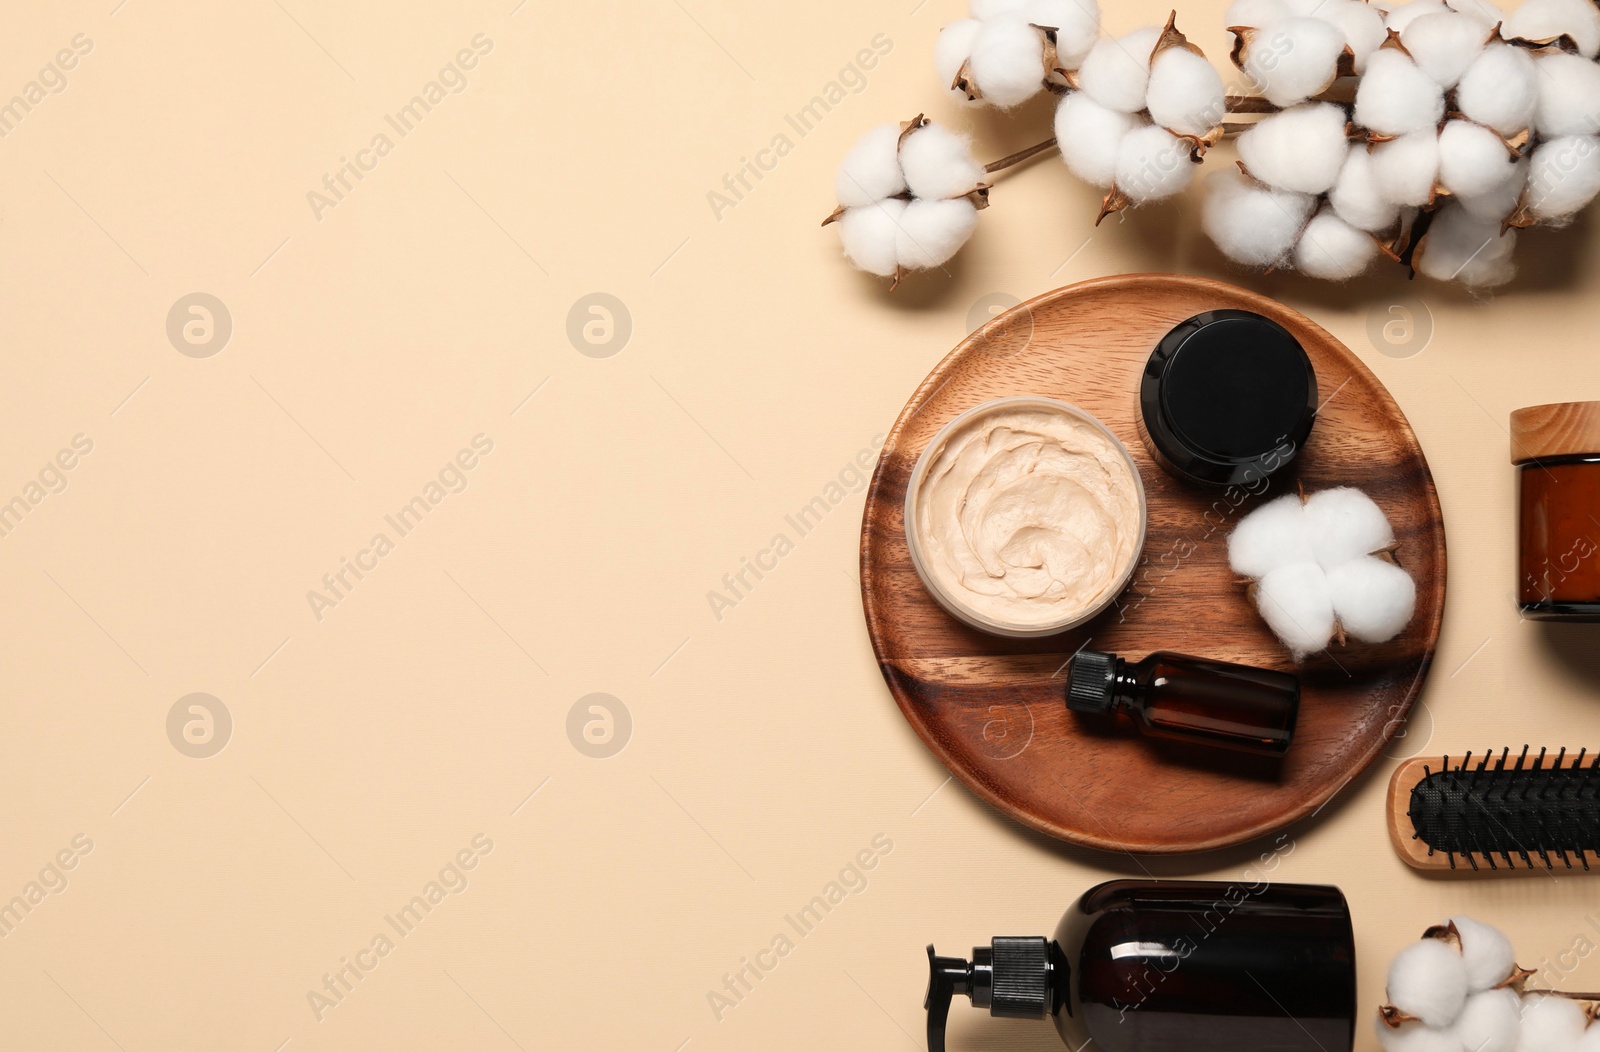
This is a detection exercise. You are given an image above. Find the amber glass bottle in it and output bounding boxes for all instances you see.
[1512,402,1600,620]
[1067,650,1298,757]
[925,880,1357,1052]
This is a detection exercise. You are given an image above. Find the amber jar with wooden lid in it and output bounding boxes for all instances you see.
[1512,401,1600,620]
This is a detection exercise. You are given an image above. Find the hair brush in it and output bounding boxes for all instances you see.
[1387,747,1600,874]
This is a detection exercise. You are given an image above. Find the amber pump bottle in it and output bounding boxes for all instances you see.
[925,880,1357,1052]
[1067,649,1298,757]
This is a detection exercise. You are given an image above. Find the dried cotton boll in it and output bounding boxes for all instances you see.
[1055,92,1139,186]
[1304,487,1395,568]
[835,124,908,208]
[1355,50,1446,137]
[1525,135,1600,221]
[1202,170,1318,266]
[1238,102,1352,194]
[1255,562,1338,659]
[1241,17,1348,106]
[1326,557,1416,643]
[1228,493,1314,578]
[1400,11,1493,89]
[936,19,985,100]
[1455,157,1528,224]
[1294,211,1379,279]
[1456,45,1539,137]
[895,198,979,270]
[1438,120,1521,199]
[1533,53,1600,138]
[1077,26,1162,113]
[838,199,908,277]
[1384,0,1451,33]
[1416,203,1517,286]
[1318,0,1390,72]
[899,125,986,201]
[1452,989,1522,1052]
[1025,0,1101,69]
[1376,1019,1466,1052]
[1503,0,1600,58]
[1146,48,1226,138]
[1387,938,1470,1028]
[1370,132,1442,207]
[1447,918,1515,993]
[1114,125,1197,203]
[969,16,1050,108]
[1517,995,1589,1052]
[1331,147,1402,231]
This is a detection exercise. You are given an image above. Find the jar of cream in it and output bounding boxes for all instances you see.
[1139,310,1318,487]
[904,397,1148,637]
[1512,401,1600,620]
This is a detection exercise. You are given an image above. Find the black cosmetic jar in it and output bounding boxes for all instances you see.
[1139,310,1318,487]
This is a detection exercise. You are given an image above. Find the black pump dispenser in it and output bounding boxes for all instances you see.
[925,939,1054,1051]
[924,880,1356,1052]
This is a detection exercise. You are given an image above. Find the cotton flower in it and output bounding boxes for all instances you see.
[1415,202,1518,286]
[1330,146,1402,231]
[1532,52,1600,138]
[1455,44,1539,137]
[936,0,1104,108]
[1237,102,1351,194]
[829,120,988,283]
[1502,0,1600,58]
[1524,135,1600,222]
[1146,47,1226,137]
[1517,995,1588,1052]
[1054,16,1221,219]
[1056,91,1139,185]
[1237,17,1348,106]
[1449,917,1516,993]
[1370,132,1443,208]
[1388,939,1470,1029]
[1202,169,1317,267]
[1400,11,1494,88]
[1437,120,1521,199]
[1077,26,1162,112]
[1453,989,1521,1052]
[1355,50,1446,137]
[1229,488,1416,658]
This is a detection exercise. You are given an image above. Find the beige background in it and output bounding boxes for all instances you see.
[1,0,1597,1048]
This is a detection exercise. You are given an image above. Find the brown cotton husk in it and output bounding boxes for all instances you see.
[954,26,1058,101]
[1153,10,1204,60]
[1379,1005,1420,1029]
[898,114,929,147]
[1230,26,1344,99]
[1505,32,1581,54]
[1422,921,1463,948]
[962,185,993,211]
[1496,967,1537,993]
[820,204,847,227]
[1095,187,1132,225]
[1381,28,1414,58]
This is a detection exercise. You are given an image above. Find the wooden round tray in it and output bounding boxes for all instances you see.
[860,275,1447,855]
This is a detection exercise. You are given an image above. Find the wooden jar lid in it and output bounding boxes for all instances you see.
[1510,401,1600,463]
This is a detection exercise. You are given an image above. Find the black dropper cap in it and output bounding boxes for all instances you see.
[1065,649,1118,714]
[925,939,1052,1052]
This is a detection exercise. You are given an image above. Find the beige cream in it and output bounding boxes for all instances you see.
[909,398,1146,634]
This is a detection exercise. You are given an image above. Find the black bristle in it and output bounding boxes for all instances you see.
[1408,747,1600,865]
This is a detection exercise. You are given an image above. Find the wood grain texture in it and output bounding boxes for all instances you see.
[860,275,1447,855]
[1510,401,1600,462]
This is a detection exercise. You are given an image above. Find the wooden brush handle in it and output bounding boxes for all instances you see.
[1388,753,1600,875]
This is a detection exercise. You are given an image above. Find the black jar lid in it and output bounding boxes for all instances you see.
[1140,310,1318,487]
